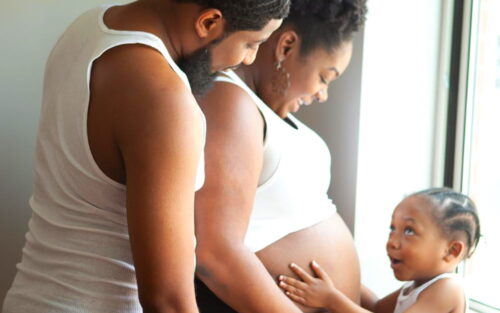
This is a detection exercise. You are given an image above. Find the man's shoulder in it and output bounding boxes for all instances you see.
[90,43,201,137]
[100,44,189,94]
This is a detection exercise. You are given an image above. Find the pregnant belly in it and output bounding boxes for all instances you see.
[255,213,360,313]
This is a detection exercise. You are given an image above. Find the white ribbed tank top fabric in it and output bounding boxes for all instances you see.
[394,273,468,313]
[2,5,205,313]
[214,70,336,252]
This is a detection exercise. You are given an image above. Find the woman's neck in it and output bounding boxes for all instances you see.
[234,65,258,92]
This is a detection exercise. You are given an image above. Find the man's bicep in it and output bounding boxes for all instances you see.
[119,88,204,297]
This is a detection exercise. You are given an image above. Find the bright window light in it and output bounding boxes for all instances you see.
[461,0,500,310]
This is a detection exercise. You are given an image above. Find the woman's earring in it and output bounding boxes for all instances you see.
[272,59,290,96]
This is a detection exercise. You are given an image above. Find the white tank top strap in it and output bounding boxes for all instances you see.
[97,5,191,91]
[215,70,275,117]
[415,272,456,293]
[394,273,464,313]
[213,71,238,84]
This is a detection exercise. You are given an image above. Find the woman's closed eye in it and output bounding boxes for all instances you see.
[320,75,328,85]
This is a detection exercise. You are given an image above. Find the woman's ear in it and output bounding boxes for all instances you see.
[274,30,300,63]
[194,8,224,41]
[444,241,466,262]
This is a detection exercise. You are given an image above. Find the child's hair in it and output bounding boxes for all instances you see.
[411,187,481,258]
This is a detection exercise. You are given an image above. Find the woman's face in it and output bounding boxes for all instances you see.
[262,39,353,118]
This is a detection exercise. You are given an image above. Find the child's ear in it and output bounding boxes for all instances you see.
[444,241,465,262]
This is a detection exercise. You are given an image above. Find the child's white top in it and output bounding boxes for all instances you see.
[394,273,468,313]
[2,5,204,313]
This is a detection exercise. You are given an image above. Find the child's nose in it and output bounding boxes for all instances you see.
[387,234,400,250]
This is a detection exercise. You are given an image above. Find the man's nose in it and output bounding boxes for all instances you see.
[242,49,258,65]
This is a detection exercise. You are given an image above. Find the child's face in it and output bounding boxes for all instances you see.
[386,195,451,285]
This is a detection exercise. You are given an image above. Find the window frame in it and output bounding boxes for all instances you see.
[439,0,499,312]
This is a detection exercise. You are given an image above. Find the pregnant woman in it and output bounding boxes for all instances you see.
[194,1,367,312]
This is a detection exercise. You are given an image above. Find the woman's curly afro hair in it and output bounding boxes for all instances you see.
[284,0,367,55]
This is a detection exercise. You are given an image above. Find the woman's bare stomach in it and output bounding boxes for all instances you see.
[255,213,360,313]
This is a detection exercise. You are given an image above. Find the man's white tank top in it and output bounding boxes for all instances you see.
[215,70,336,252]
[394,273,468,313]
[2,6,205,313]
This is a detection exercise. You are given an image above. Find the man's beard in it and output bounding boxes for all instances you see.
[177,46,216,96]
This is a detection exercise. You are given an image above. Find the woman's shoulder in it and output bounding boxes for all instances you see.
[198,79,263,132]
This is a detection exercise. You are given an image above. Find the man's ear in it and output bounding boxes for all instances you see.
[274,30,299,64]
[444,241,465,262]
[194,8,224,41]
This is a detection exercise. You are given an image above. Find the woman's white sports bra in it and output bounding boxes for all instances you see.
[214,70,337,252]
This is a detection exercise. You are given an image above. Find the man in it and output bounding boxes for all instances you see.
[1,0,289,312]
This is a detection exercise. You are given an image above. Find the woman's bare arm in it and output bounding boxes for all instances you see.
[195,82,303,313]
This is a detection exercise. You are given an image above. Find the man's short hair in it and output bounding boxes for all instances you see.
[177,0,290,33]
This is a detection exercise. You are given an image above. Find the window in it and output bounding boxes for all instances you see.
[443,0,500,311]
[496,37,500,88]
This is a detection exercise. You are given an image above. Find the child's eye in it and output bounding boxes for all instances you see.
[320,75,328,84]
[404,227,415,235]
[389,225,395,233]
[246,43,258,50]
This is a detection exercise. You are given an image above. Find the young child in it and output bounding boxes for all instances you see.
[278,188,481,313]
